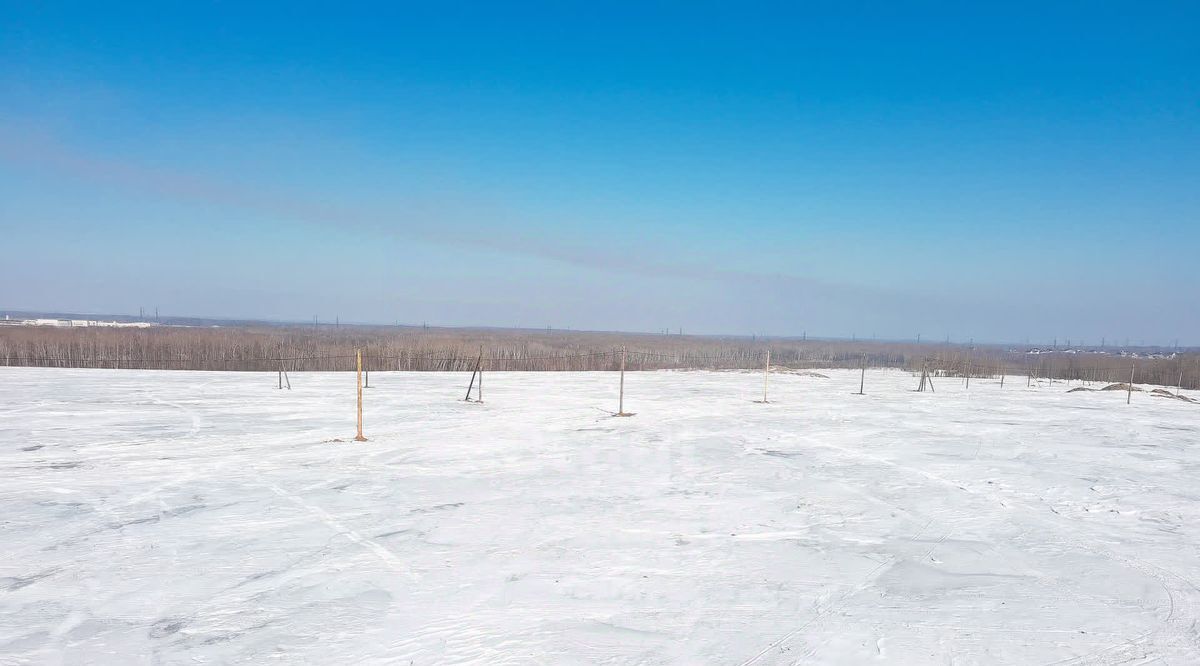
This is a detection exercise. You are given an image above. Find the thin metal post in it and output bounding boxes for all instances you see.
[1127,365,1135,405]
[465,347,483,402]
[619,347,626,413]
[856,354,865,395]
[762,349,770,402]
[355,349,367,441]
[616,347,632,416]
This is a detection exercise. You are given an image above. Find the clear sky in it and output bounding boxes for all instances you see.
[2,2,1197,344]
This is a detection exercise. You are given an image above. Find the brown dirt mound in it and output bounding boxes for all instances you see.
[1149,389,1197,403]
[1101,383,1142,392]
[1067,387,1095,393]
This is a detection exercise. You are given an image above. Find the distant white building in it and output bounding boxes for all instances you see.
[10,318,158,329]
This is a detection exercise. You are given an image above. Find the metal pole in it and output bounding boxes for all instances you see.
[857,354,866,395]
[762,349,770,403]
[465,347,483,402]
[355,349,367,441]
[619,347,626,414]
[1127,364,1135,405]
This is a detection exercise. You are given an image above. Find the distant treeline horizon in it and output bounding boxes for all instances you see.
[1,324,1196,391]
[0,309,1190,352]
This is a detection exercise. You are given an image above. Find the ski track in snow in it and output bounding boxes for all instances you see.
[1,367,1198,664]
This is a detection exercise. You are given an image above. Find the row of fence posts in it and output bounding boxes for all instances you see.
[318,348,1157,441]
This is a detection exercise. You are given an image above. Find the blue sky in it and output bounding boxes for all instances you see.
[2,2,1197,343]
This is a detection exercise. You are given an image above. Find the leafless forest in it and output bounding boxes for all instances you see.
[0,325,1195,389]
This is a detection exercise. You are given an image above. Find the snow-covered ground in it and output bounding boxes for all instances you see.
[2,367,1199,665]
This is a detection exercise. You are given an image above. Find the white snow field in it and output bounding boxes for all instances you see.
[2,367,1199,665]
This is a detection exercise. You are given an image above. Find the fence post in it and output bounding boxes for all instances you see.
[1127,364,1135,405]
[355,349,367,441]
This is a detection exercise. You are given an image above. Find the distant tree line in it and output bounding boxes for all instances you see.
[0,325,1195,389]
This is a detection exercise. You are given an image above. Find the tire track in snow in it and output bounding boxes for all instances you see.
[254,473,416,580]
[739,429,1200,665]
[738,520,941,666]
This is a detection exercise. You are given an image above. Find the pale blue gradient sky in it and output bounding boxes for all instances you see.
[2,2,1197,343]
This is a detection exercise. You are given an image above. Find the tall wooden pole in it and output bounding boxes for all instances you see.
[355,349,367,441]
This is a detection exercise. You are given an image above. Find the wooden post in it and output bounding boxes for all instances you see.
[965,356,972,390]
[616,347,632,416]
[855,354,865,395]
[1127,364,1135,405]
[1000,370,1005,388]
[355,349,367,441]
